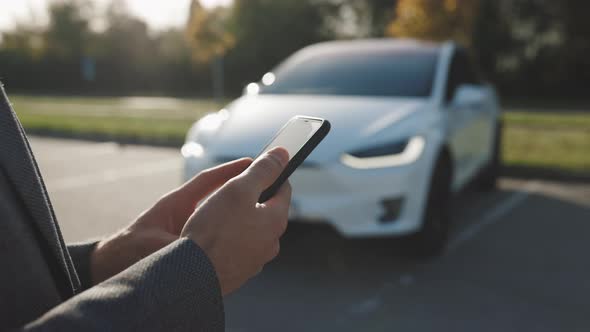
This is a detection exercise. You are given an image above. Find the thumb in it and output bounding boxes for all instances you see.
[239,147,289,194]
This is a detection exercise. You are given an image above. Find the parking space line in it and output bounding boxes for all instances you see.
[446,181,540,255]
[347,277,414,317]
[47,158,181,193]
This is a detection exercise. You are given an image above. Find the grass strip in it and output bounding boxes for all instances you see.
[11,95,590,175]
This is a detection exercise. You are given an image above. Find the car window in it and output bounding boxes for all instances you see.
[260,48,439,98]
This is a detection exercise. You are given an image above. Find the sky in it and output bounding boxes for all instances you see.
[0,0,232,32]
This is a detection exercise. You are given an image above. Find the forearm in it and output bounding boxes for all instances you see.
[19,239,224,332]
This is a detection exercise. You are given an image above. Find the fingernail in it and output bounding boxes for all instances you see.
[268,147,289,166]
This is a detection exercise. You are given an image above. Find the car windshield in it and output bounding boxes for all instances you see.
[260,47,438,98]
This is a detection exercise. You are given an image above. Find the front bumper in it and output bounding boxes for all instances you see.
[183,150,433,238]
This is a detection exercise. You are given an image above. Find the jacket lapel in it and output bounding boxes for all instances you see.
[0,84,81,295]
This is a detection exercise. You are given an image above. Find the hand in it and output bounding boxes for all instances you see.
[90,157,253,284]
[181,147,292,296]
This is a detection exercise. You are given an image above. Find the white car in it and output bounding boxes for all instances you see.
[182,39,502,257]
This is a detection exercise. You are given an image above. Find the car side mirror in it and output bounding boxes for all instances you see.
[451,84,484,108]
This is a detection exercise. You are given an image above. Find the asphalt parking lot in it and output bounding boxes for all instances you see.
[30,136,590,332]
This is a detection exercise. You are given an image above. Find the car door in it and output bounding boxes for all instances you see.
[444,49,482,189]
[463,55,495,171]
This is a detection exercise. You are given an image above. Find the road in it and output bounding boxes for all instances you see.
[30,136,590,332]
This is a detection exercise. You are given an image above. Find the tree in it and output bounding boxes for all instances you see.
[323,1,371,38]
[0,24,45,60]
[185,1,236,99]
[367,0,397,36]
[91,0,161,93]
[322,0,397,38]
[224,0,336,92]
[471,0,511,80]
[185,0,234,64]
[471,0,585,96]
[44,0,93,59]
[100,0,154,61]
[386,0,479,47]
[560,0,590,96]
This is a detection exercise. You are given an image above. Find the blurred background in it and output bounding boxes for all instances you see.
[1,0,588,173]
[2,0,590,98]
[1,0,589,331]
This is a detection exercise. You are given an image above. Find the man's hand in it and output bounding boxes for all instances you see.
[181,148,291,295]
[90,157,253,284]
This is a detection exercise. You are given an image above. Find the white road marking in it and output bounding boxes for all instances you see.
[348,281,397,316]
[446,181,540,254]
[349,297,383,315]
[47,158,181,193]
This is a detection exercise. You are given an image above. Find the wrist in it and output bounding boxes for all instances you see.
[181,231,216,265]
[90,229,132,284]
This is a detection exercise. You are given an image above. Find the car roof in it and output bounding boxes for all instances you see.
[298,39,444,57]
[274,39,444,73]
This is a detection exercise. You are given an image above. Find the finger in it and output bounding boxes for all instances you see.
[264,241,281,263]
[263,181,291,237]
[238,147,289,194]
[181,158,253,201]
[263,180,292,209]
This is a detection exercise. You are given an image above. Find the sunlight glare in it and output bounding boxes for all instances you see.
[246,83,260,95]
[262,72,276,86]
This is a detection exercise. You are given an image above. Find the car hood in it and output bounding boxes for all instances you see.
[204,95,428,163]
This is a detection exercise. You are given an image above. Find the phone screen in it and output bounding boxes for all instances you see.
[259,118,322,160]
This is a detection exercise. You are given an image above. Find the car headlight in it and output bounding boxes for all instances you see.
[183,109,229,158]
[341,136,425,169]
[181,141,205,158]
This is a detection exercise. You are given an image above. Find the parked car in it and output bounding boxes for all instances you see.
[182,39,502,257]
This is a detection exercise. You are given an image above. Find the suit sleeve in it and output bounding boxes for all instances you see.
[67,242,98,291]
[18,238,224,332]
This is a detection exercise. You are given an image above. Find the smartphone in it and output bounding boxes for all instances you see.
[257,116,331,203]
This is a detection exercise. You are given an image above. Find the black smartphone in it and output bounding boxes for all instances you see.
[257,116,331,203]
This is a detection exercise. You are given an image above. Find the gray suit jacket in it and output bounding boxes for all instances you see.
[0,83,224,331]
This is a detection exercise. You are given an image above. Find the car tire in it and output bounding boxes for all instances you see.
[403,153,452,259]
[475,122,502,192]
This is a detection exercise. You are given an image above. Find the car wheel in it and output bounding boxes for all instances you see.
[476,122,502,192]
[403,153,452,259]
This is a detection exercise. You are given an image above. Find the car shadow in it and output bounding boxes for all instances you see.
[269,185,506,273]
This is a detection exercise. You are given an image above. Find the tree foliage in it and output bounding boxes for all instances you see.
[44,0,92,59]
[1,0,589,98]
[473,0,590,96]
[185,0,234,63]
[221,0,338,90]
[366,0,397,37]
[386,0,479,47]
[0,25,45,60]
